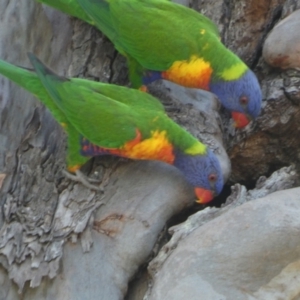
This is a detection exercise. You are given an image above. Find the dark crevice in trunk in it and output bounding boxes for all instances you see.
[108,49,119,83]
[221,0,233,42]
[251,5,283,69]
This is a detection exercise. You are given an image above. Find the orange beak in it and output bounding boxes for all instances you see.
[194,187,214,204]
[231,111,250,128]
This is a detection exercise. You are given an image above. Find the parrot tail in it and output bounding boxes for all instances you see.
[0,55,66,123]
[28,52,68,102]
[0,59,35,92]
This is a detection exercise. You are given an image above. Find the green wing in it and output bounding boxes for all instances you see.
[72,77,165,112]
[110,0,220,70]
[36,0,94,25]
[76,0,175,52]
[28,53,154,148]
[78,0,220,70]
[0,58,163,116]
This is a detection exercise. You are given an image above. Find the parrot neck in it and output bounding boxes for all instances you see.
[173,148,186,166]
[209,48,248,84]
[209,52,248,103]
[209,80,226,98]
[172,149,199,188]
[209,80,233,109]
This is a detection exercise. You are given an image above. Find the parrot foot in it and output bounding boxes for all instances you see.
[63,170,104,192]
[85,176,101,184]
[139,85,148,92]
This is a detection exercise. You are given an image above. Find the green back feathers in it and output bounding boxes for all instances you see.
[72,77,164,112]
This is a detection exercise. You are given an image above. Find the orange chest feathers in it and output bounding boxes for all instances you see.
[162,55,213,90]
[80,129,175,164]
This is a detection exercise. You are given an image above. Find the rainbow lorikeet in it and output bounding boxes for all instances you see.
[0,53,224,203]
[36,0,262,128]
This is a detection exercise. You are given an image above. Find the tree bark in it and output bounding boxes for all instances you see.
[0,0,300,299]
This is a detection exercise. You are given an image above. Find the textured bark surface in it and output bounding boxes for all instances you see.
[0,0,300,299]
[146,183,300,300]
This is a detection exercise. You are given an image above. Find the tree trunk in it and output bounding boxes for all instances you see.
[0,0,300,299]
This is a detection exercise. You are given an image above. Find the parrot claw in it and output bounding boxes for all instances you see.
[62,170,104,192]
[85,177,101,184]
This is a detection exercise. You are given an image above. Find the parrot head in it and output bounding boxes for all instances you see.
[173,148,224,204]
[210,69,262,128]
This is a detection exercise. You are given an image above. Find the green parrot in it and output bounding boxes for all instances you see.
[36,0,262,128]
[0,53,224,203]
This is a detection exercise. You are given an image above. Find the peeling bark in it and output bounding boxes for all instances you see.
[0,0,300,299]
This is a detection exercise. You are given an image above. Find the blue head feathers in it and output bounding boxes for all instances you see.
[210,70,262,128]
[174,148,224,203]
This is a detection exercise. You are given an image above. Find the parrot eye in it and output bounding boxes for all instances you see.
[208,173,217,182]
[240,96,248,106]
